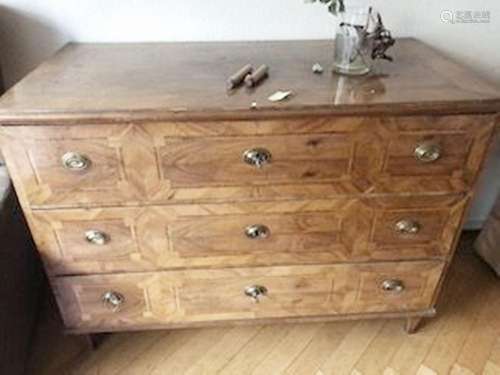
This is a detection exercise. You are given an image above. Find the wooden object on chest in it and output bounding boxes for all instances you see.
[0,38,499,335]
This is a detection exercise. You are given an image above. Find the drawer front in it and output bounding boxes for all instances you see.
[53,261,445,331]
[32,196,465,275]
[1,115,494,208]
[160,133,351,186]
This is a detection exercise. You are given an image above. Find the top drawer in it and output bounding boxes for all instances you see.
[0,115,494,208]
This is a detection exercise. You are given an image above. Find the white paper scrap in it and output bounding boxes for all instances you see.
[268,91,293,103]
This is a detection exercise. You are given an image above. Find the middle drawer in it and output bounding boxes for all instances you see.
[32,195,466,276]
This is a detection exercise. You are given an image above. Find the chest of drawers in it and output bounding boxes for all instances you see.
[0,39,498,334]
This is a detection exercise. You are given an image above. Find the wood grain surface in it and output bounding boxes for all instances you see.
[0,39,498,335]
[52,260,444,332]
[0,39,499,123]
[27,245,500,375]
[0,115,494,208]
[31,196,465,275]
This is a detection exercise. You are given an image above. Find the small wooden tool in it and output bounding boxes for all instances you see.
[244,64,269,88]
[227,64,253,90]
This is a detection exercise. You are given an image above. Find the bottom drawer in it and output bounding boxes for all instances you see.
[53,261,445,332]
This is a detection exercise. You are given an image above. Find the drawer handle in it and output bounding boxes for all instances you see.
[395,220,421,235]
[245,225,270,239]
[62,152,91,171]
[244,285,268,303]
[102,291,125,311]
[243,148,272,168]
[381,279,405,293]
[85,230,109,245]
[414,142,441,163]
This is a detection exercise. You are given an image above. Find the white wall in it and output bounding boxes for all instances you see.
[0,0,418,87]
[0,0,498,226]
[413,0,500,228]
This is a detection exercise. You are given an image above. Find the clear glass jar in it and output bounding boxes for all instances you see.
[333,6,375,76]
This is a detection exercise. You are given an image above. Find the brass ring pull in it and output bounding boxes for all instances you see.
[85,230,109,245]
[381,279,405,293]
[395,220,421,235]
[414,142,441,163]
[245,225,270,240]
[102,291,125,311]
[244,285,268,303]
[62,152,91,171]
[243,148,272,168]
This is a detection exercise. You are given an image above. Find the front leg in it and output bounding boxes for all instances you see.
[83,333,107,350]
[404,317,423,334]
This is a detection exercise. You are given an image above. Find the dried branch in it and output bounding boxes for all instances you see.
[338,7,396,62]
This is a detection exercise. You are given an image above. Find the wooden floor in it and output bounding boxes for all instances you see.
[27,234,500,375]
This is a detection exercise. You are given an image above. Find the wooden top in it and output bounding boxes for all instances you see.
[0,38,499,124]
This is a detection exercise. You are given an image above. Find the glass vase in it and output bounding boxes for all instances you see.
[333,6,375,76]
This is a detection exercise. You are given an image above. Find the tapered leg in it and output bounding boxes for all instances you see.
[405,317,423,334]
[83,333,107,350]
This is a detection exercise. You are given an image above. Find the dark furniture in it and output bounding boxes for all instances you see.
[0,69,42,374]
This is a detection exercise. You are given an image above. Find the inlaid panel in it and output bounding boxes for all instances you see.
[384,133,471,177]
[52,260,445,332]
[160,133,352,187]
[0,125,168,207]
[31,196,466,275]
[0,115,494,208]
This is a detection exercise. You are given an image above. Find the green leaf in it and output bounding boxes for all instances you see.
[328,1,338,15]
[306,0,346,16]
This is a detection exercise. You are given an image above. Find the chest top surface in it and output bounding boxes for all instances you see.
[0,38,499,124]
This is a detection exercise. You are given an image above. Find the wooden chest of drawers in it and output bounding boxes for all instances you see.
[0,39,498,334]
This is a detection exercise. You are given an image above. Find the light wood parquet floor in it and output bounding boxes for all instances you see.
[27,234,500,375]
